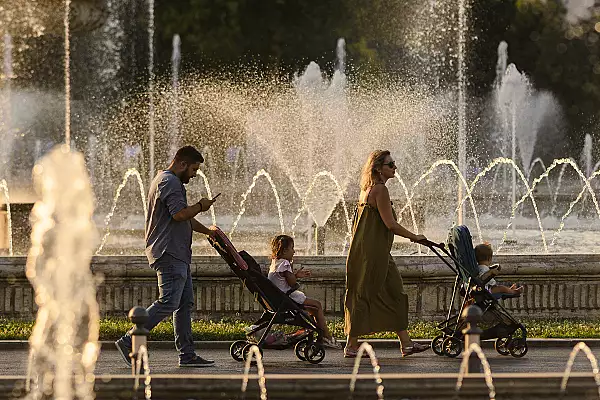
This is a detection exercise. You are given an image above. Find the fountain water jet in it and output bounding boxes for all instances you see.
[348,342,384,400]
[560,342,600,398]
[1,34,14,175]
[582,134,593,178]
[133,345,152,400]
[393,172,420,254]
[552,168,600,247]
[551,161,575,216]
[230,169,284,238]
[0,179,12,255]
[25,145,100,400]
[455,157,545,252]
[291,171,351,234]
[63,0,71,150]
[456,0,469,225]
[497,158,600,252]
[397,159,482,242]
[241,345,267,400]
[147,0,156,181]
[169,34,181,158]
[290,171,352,255]
[527,158,554,210]
[496,62,561,228]
[195,170,217,227]
[455,343,496,400]
[96,168,147,255]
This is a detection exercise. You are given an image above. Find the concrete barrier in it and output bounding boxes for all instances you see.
[1,254,599,320]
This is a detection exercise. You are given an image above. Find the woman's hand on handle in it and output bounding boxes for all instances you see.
[411,234,427,243]
[412,236,446,249]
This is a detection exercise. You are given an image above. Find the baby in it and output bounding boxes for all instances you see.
[474,243,523,295]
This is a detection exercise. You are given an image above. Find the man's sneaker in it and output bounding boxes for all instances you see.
[115,339,132,367]
[178,354,215,368]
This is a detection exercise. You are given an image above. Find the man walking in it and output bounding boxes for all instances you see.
[116,146,217,367]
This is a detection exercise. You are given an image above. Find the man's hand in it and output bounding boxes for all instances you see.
[197,197,216,212]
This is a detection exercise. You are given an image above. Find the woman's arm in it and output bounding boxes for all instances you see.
[374,185,424,241]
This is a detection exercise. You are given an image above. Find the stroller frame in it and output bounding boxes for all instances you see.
[420,225,528,358]
[207,227,328,364]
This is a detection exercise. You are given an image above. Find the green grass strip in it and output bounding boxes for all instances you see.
[2,318,600,341]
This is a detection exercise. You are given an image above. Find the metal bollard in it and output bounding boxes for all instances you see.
[128,306,149,375]
[461,304,483,374]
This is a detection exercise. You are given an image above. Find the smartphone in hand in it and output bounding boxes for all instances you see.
[211,193,221,201]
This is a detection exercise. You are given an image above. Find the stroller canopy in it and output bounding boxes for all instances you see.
[447,225,480,283]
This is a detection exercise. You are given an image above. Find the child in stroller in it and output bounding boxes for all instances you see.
[422,225,528,359]
[268,234,340,349]
[207,226,335,364]
[475,242,523,297]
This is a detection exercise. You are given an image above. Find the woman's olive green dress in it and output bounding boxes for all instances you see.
[344,201,409,336]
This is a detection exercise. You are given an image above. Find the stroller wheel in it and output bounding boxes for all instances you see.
[295,339,308,361]
[242,343,264,364]
[442,337,462,358]
[230,340,248,362]
[432,335,446,356]
[494,337,511,356]
[304,342,325,364]
[508,338,528,358]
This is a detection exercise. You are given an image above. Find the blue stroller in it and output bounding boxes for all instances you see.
[421,225,528,358]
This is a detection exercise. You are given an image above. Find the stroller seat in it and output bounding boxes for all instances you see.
[207,226,327,364]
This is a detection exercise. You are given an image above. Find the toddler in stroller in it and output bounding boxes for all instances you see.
[475,242,523,297]
[207,226,335,364]
[422,225,528,359]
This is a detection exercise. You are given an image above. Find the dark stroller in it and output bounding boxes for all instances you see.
[421,225,528,358]
[207,227,328,364]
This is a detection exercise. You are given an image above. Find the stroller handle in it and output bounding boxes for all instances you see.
[415,239,445,249]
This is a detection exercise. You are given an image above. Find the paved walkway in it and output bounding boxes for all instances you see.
[2,344,599,376]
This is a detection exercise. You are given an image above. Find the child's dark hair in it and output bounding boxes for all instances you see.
[271,235,294,259]
[474,243,493,263]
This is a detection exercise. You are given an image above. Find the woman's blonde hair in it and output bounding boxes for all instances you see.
[360,150,391,190]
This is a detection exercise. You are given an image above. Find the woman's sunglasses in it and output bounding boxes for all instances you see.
[384,161,396,169]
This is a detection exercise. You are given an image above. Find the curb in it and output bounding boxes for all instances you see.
[2,338,600,350]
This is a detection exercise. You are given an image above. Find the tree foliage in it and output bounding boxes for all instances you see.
[153,0,599,149]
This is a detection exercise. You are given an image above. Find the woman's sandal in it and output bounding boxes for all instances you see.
[401,342,431,357]
[344,347,370,358]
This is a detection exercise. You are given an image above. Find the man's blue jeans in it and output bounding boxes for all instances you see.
[121,253,195,361]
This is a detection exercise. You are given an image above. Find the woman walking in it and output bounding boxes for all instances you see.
[344,150,430,358]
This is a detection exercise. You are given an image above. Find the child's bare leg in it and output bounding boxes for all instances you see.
[304,298,331,338]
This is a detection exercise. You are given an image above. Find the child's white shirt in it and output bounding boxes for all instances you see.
[478,264,497,290]
[268,259,294,293]
[267,258,307,304]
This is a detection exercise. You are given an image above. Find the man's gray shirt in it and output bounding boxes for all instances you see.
[145,170,192,265]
